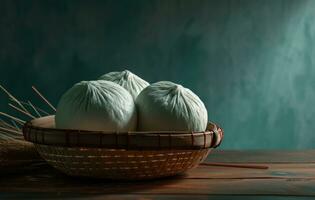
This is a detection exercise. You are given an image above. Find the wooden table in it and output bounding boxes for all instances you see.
[1,150,315,199]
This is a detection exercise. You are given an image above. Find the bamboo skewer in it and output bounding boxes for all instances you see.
[31,86,56,112]
[201,162,269,170]
[8,103,36,119]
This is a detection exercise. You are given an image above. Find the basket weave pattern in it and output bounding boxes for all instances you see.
[23,116,222,180]
[36,145,210,179]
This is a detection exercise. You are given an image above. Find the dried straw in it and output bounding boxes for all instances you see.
[0,84,54,140]
[0,127,21,135]
[0,112,25,124]
[28,101,42,117]
[0,84,54,171]
[32,86,56,112]
[10,120,20,130]
[17,100,50,115]
[8,103,36,119]
[0,118,19,131]
[0,84,30,114]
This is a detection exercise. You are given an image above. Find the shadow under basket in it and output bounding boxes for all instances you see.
[23,116,223,180]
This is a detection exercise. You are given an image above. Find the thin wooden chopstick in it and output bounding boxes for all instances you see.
[201,162,269,169]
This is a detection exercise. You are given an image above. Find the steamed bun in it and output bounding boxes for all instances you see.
[99,70,149,100]
[136,81,208,132]
[55,80,137,131]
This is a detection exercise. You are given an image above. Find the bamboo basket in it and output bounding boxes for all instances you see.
[23,115,223,180]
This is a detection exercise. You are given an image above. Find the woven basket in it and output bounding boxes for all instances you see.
[23,115,223,180]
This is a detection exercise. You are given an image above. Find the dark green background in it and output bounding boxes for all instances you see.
[1,0,315,149]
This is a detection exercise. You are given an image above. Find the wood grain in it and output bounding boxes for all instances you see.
[206,150,315,163]
[1,150,315,199]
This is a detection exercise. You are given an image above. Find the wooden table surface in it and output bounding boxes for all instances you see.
[1,150,315,200]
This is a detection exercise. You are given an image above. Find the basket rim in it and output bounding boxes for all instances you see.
[23,115,223,150]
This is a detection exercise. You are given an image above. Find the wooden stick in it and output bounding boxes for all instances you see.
[0,112,25,124]
[32,86,56,112]
[201,162,269,170]
[8,103,35,119]
[0,84,30,114]
[27,101,41,117]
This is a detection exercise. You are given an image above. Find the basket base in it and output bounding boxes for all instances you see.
[35,144,211,180]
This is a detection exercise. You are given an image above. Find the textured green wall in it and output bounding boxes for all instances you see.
[1,0,315,149]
